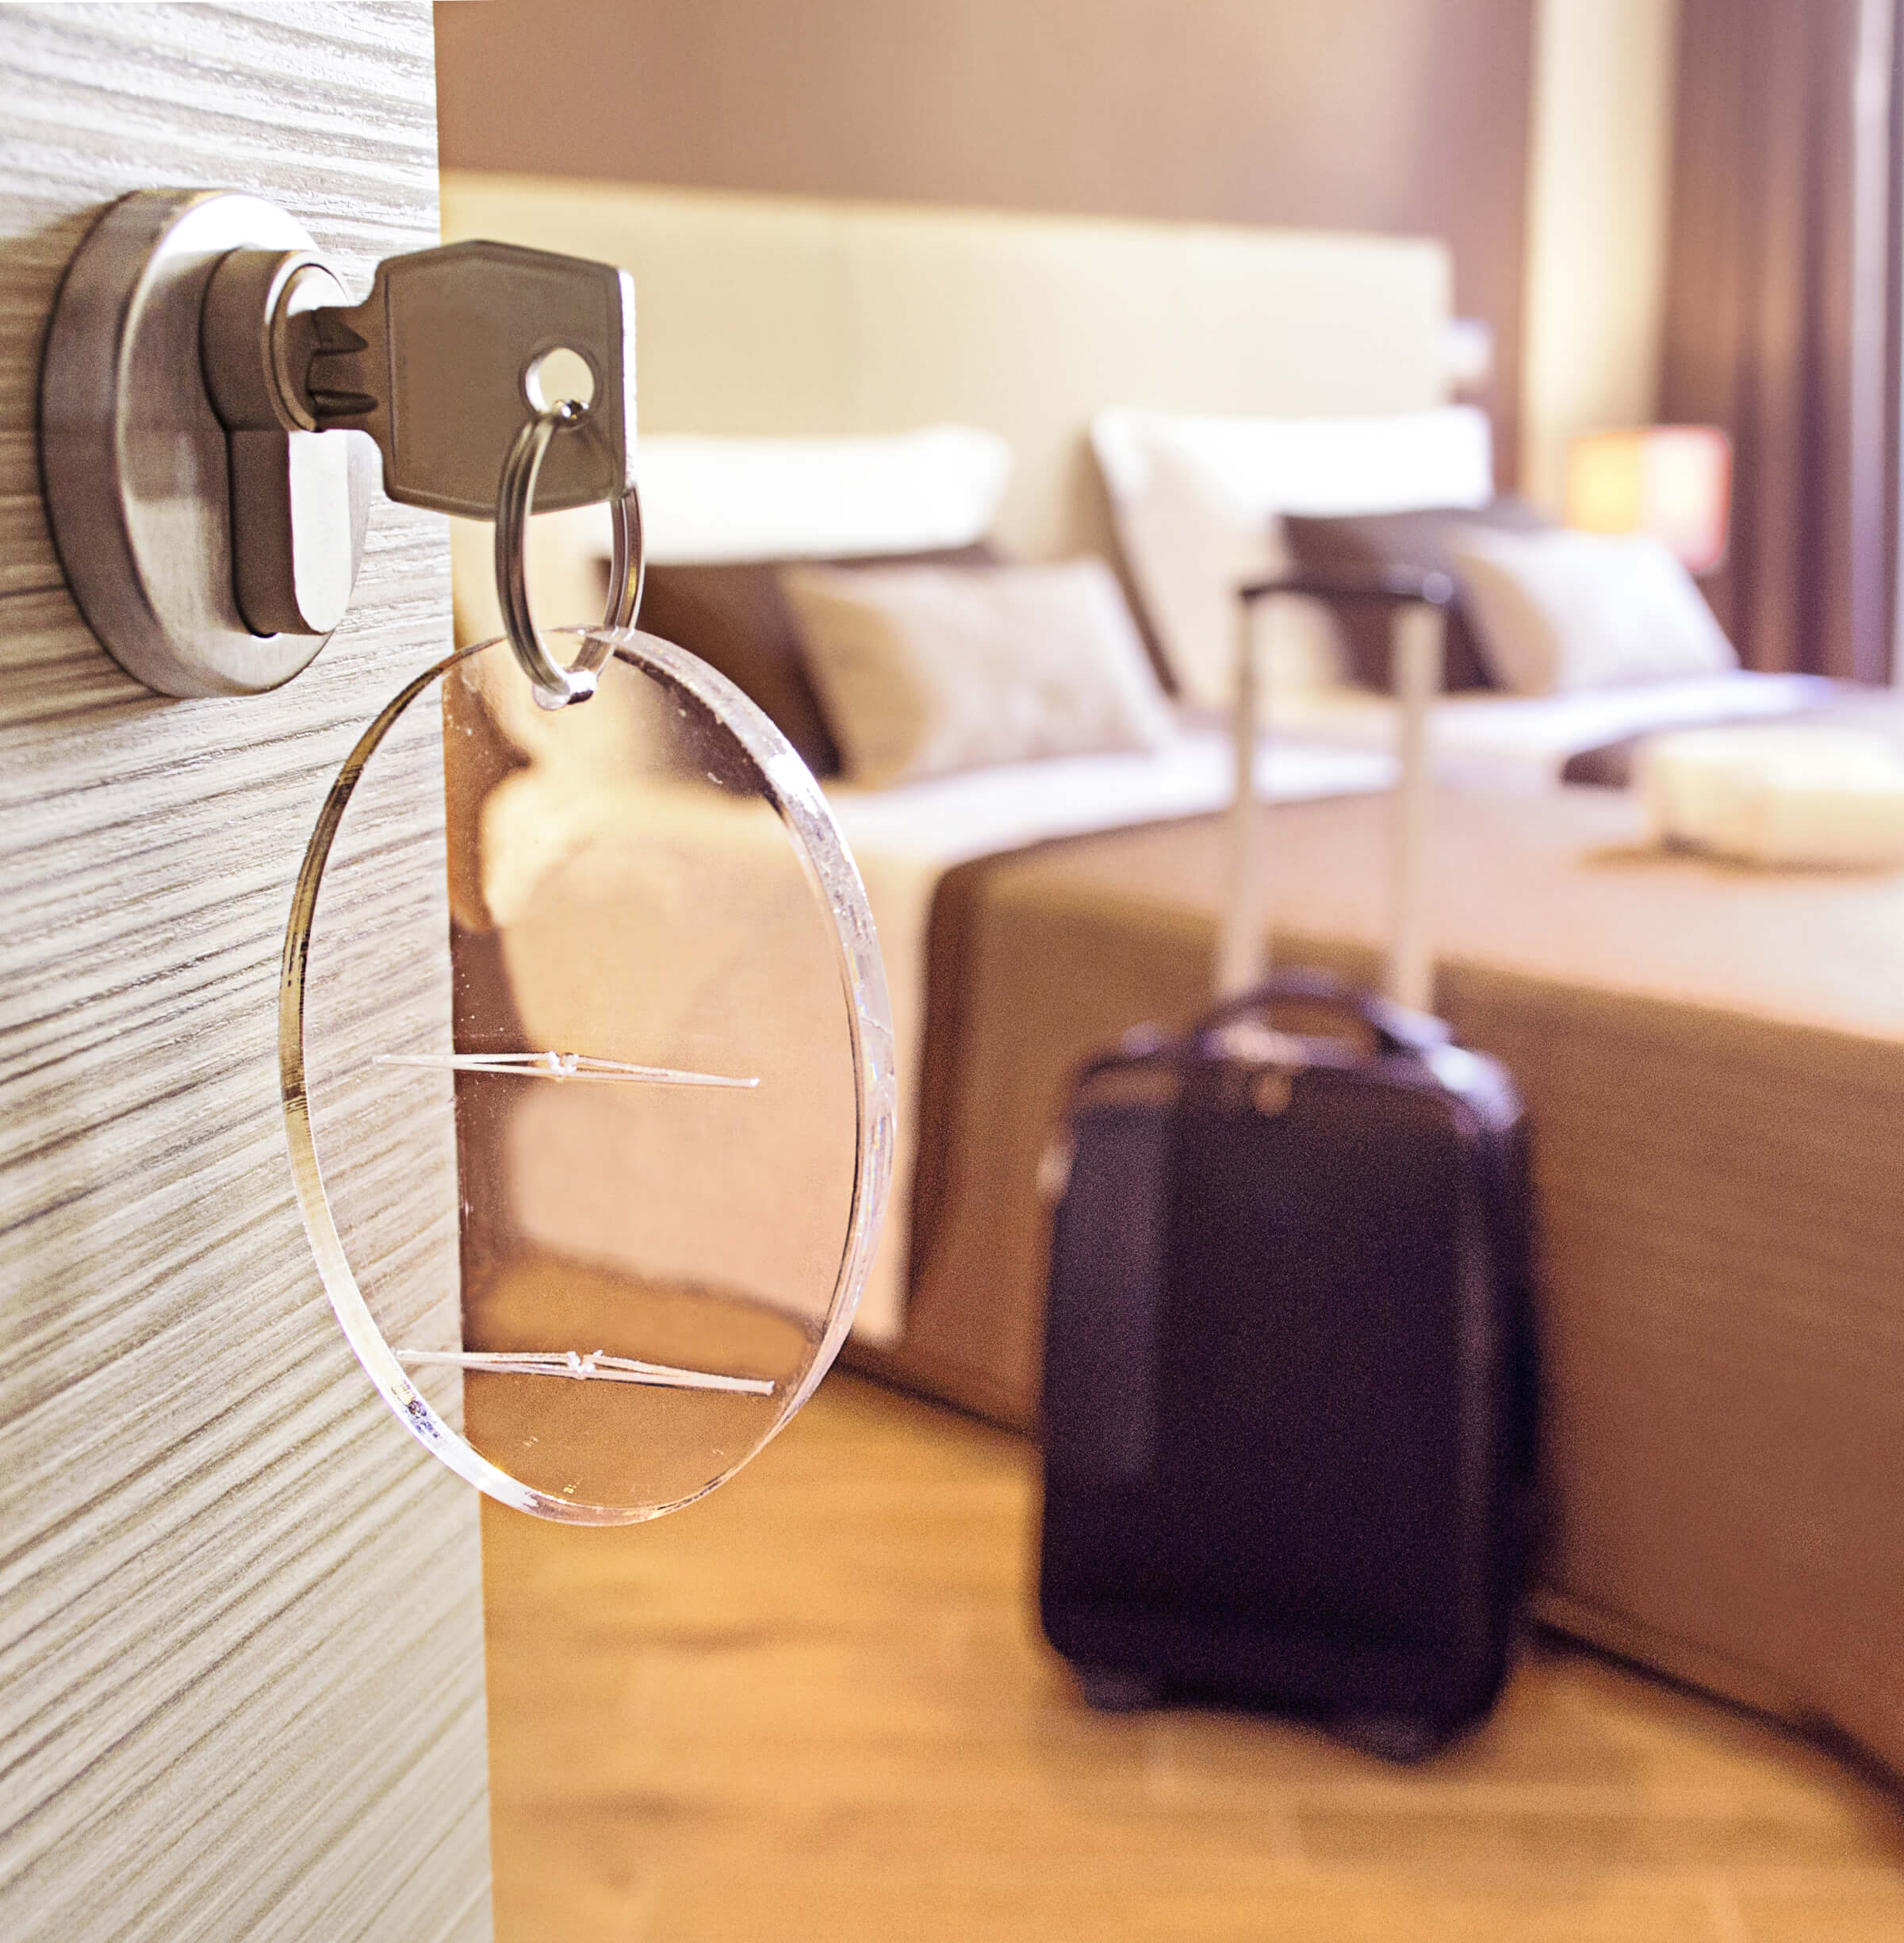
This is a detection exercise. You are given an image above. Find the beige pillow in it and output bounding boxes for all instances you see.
[1446,526,1737,695]
[782,558,1175,787]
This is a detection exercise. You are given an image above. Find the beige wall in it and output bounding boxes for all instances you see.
[435,0,1535,481]
[1519,0,1682,511]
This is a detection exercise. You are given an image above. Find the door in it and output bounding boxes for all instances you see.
[0,7,489,1940]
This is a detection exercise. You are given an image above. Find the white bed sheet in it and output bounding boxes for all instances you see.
[826,730,1393,868]
[1259,671,1837,793]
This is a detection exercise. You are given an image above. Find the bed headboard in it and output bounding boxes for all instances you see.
[440,174,1455,563]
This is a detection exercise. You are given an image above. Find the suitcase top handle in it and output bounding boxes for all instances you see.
[1238,567,1456,609]
[1193,968,1450,1060]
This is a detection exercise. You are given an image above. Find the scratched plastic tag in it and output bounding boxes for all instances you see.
[282,630,895,1522]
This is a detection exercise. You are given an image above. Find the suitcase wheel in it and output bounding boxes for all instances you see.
[1073,1666,1164,1713]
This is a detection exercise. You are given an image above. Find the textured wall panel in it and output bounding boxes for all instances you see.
[0,8,490,1940]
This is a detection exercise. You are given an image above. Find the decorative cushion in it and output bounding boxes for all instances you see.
[638,545,997,778]
[1282,497,1553,692]
[781,558,1174,788]
[1446,527,1737,695]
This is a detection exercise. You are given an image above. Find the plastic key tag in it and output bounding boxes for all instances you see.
[282,627,895,1522]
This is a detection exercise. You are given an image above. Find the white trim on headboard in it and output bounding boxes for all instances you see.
[441,173,1454,563]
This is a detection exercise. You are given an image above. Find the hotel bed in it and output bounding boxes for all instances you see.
[452,653,1904,1780]
[442,177,1904,1781]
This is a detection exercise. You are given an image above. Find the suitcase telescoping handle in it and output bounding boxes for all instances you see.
[1218,568,1454,1010]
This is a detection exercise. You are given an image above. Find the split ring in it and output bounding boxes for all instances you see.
[494,400,646,707]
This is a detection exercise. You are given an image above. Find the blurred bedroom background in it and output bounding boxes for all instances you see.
[431,6,1904,1941]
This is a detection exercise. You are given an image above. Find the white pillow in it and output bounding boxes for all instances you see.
[1092,404,1494,516]
[635,425,1013,564]
[1446,527,1737,694]
[782,558,1174,788]
[448,424,1012,650]
[1091,406,1493,708]
[1100,439,1287,710]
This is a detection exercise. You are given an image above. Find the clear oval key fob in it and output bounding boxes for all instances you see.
[282,626,895,1521]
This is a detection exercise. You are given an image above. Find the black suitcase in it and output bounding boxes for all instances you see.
[1038,579,1538,1759]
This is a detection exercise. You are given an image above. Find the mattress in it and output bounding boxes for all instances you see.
[852,781,1904,1780]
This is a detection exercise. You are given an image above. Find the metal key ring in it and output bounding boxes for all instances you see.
[495,400,646,708]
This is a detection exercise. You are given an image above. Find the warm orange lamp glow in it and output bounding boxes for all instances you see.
[1564,425,1732,573]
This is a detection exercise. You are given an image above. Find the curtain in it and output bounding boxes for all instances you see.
[1661,0,1899,680]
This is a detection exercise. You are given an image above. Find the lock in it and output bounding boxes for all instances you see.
[38,188,635,697]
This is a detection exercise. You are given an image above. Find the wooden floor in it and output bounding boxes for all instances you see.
[483,1374,1904,1943]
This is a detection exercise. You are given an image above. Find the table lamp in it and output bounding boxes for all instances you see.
[1564,425,1732,574]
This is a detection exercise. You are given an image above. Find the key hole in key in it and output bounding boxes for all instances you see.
[523,345,597,415]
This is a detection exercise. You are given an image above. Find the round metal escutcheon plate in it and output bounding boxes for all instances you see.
[38,188,370,696]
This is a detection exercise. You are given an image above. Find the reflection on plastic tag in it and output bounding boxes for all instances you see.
[282,630,895,1523]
